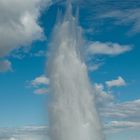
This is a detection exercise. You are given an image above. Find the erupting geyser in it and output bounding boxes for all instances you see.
[48,2,104,140]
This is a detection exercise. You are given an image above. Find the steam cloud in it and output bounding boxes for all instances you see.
[47,2,104,140]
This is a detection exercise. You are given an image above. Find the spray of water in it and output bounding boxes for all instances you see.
[48,2,104,140]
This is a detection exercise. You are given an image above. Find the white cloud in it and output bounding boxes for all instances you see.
[0,0,51,57]
[31,50,46,57]
[0,126,48,140]
[94,81,140,133]
[97,90,140,133]
[0,60,12,72]
[87,41,132,56]
[100,8,140,34]
[100,99,140,120]
[22,125,47,130]
[34,88,48,94]
[105,76,126,88]
[88,62,103,71]
[9,138,16,140]
[107,121,140,129]
[31,75,50,87]
[29,75,49,94]
[94,83,114,107]
[86,41,132,71]
[105,121,140,133]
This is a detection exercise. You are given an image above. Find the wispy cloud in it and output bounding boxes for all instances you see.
[86,41,132,72]
[0,60,12,73]
[99,8,140,34]
[88,62,104,71]
[34,88,48,94]
[94,80,140,133]
[99,99,140,121]
[0,126,48,140]
[31,50,46,57]
[105,121,140,133]
[87,41,132,56]
[105,76,126,88]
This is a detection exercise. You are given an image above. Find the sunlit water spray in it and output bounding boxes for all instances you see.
[48,3,104,140]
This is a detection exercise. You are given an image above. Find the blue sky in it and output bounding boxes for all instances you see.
[0,0,140,140]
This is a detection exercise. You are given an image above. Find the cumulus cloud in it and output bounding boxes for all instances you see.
[0,0,51,58]
[100,8,140,34]
[0,60,12,72]
[87,41,132,56]
[94,83,114,107]
[105,76,126,88]
[29,75,49,94]
[31,75,50,87]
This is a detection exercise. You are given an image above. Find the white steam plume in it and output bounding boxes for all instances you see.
[47,2,104,140]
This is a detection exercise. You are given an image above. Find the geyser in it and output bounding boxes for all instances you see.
[48,2,104,140]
